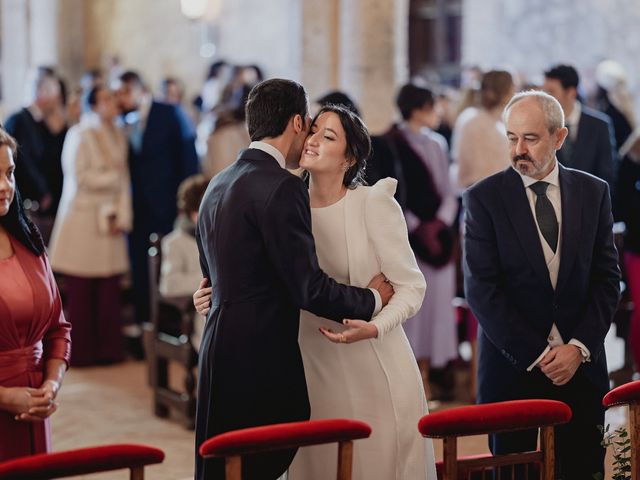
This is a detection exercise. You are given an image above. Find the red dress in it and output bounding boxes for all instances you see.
[0,235,71,461]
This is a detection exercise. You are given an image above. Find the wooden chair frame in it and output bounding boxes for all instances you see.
[143,234,197,429]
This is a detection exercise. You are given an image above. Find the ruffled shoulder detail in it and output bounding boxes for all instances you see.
[368,177,398,198]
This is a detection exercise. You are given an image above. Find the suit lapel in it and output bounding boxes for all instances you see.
[555,164,582,294]
[501,168,553,291]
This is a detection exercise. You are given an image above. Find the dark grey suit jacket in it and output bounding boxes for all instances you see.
[557,106,617,188]
[463,164,620,404]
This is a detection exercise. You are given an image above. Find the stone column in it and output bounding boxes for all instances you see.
[337,0,409,133]
[1,0,32,115]
[300,0,341,103]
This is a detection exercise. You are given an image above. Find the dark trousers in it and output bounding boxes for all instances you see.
[489,368,605,480]
[65,275,124,367]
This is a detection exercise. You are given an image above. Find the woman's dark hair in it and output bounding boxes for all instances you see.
[0,130,44,256]
[245,79,308,141]
[316,91,361,116]
[312,104,371,189]
[396,84,435,120]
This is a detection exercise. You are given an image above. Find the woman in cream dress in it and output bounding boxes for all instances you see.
[286,105,435,480]
[48,85,131,366]
[194,104,436,479]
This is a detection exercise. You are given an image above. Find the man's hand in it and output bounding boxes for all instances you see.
[319,319,379,345]
[193,278,212,316]
[538,344,582,386]
[367,273,394,307]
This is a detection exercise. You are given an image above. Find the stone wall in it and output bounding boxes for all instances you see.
[462,0,640,113]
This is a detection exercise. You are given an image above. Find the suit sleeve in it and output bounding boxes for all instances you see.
[568,183,621,356]
[174,107,199,180]
[261,175,375,322]
[463,188,549,370]
[365,179,426,339]
[595,117,617,191]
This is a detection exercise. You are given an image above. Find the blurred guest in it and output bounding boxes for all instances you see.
[391,84,458,396]
[49,85,131,366]
[617,130,640,373]
[79,69,104,114]
[5,67,66,242]
[434,89,456,147]
[160,174,209,349]
[543,64,617,189]
[0,128,71,461]
[594,59,635,150]
[116,70,199,333]
[66,87,84,126]
[451,70,514,190]
[197,60,230,114]
[160,76,186,105]
[203,88,251,178]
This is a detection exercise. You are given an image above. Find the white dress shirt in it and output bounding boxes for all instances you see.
[513,161,590,371]
[248,140,382,314]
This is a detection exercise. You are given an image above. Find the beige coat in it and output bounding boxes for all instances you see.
[203,122,250,178]
[49,118,132,277]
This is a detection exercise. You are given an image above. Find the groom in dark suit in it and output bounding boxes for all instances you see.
[195,79,392,480]
[463,90,620,479]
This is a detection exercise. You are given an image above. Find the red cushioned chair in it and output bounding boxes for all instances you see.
[200,418,371,480]
[0,444,164,480]
[604,380,640,480]
[419,399,572,480]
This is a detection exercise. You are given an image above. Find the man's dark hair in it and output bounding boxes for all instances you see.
[245,79,308,141]
[544,64,580,90]
[396,84,435,120]
[316,91,360,116]
[312,104,371,189]
[119,70,145,89]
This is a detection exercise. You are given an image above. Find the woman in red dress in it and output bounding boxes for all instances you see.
[0,128,71,461]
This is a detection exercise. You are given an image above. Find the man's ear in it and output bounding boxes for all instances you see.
[555,126,569,150]
[292,114,303,134]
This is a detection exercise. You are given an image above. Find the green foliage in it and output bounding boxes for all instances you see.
[599,424,632,480]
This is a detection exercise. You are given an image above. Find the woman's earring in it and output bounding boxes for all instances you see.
[343,164,349,172]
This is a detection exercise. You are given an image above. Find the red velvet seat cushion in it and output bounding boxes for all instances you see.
[0,444,164,479]
[604,380,640,407]
[419,400,572,438]
[200,418,371,458]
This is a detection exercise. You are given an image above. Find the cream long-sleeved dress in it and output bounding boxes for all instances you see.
[288,178,437,480]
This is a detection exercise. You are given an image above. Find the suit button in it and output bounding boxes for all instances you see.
[552,303,559,310]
